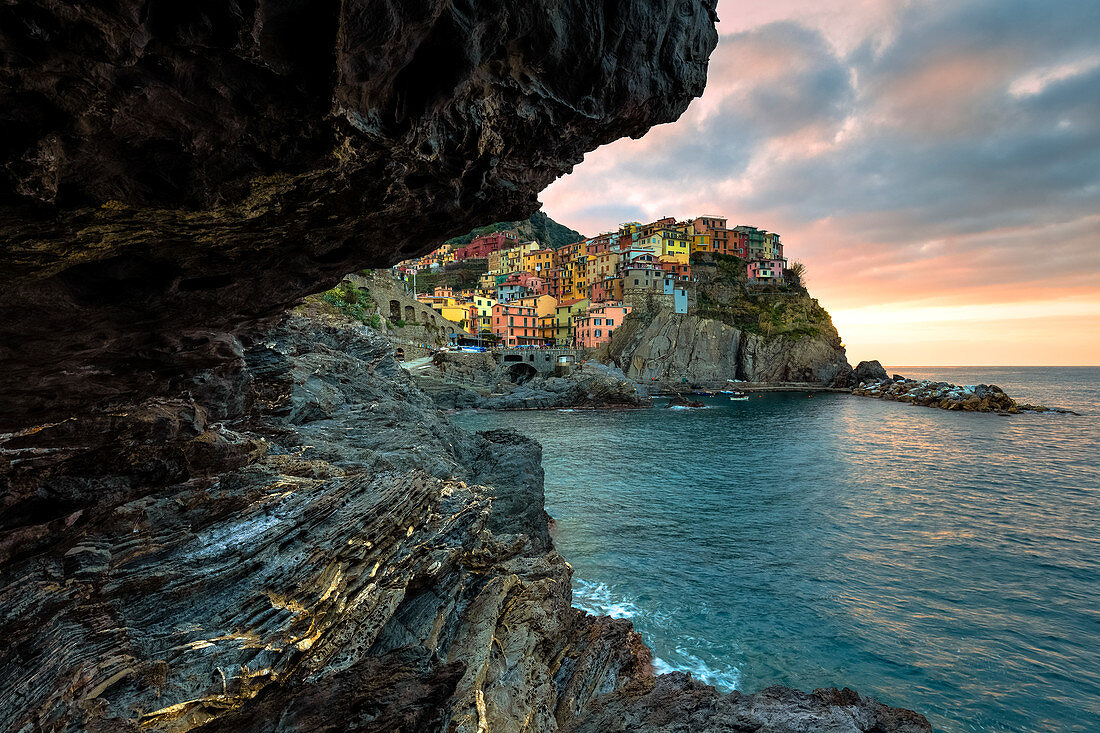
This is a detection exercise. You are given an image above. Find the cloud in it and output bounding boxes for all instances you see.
[542,0,1100,364]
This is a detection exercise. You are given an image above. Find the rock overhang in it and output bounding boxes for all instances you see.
[0,0,719,430]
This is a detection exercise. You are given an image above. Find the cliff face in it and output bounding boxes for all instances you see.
[603,255,853,387]
[0,0,718,430]
[605,307,853,386]
[0,6,932,730]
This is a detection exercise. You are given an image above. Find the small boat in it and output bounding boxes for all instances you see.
[692,390,715,396]
[728,390,748,401]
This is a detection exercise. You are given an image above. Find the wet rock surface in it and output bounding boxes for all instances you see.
[852,376,1076,414]
[0,0,718,430]
[564,673,932,733]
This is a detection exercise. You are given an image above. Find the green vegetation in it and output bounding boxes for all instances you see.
[411,259,488,294]
[318,281,377,323]
[443,210,585,250]
[692,254,839,344]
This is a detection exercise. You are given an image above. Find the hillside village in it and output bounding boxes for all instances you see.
[393,215,791,348]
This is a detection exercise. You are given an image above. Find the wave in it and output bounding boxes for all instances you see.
[572,577,741,692]
[653,652,741,692]
[572,578,639,619]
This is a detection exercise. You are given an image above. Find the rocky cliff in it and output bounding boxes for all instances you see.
[1,5,931,730]
[604,255,854,386]
[605,306,853,386]
[0,0,718,429]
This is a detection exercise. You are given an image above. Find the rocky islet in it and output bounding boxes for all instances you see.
[852,375,1076,414]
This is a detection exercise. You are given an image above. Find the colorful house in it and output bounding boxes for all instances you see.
[552,297,589,345]
[522,248,556,275]
[574,303,631,348]
[588,276,624,303]
[747,259,787,282]
[515,294,558,320]
[491,302,540,346]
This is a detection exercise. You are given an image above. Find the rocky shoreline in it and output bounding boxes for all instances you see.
[0,305,931,731]
[852,375,1077,415]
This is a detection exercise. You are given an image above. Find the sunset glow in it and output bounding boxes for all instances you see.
[543,0,1100,366]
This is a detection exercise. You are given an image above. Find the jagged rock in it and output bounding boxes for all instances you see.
[0,305,651,732]
[479,362,649,410]
[563,673,931,733]
[0,0,719,431]
[852,360,889,384]
[412,355,649,410]
[665,395,706,408]
[849,377,1074,414]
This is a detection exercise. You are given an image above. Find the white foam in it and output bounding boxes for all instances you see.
[572,578,639,619]
[572,578,741,692]
[653,651,742,692]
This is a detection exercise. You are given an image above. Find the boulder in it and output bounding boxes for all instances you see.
[852,360,889,383]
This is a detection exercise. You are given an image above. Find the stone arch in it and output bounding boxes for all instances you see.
[508,362,538,385]
[404,305,415,322]
[389,300,401,320]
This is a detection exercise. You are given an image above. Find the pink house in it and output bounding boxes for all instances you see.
[574,303,631,348]
[747,259,786,282]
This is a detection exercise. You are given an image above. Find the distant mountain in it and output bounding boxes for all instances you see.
[444,209,585,250]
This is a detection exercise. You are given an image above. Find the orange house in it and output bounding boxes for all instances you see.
[491,302,540,346]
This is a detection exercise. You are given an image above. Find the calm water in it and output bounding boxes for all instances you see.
[453,367,1100,733]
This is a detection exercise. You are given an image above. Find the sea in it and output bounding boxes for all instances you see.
[452,367,1100,733]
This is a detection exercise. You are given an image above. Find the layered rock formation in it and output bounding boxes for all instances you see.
[0,305,653,731]
[0,0,718,429]
[605,307,853,387]
[1,4,933,730]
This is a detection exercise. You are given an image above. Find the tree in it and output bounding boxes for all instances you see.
[785,261,807,289]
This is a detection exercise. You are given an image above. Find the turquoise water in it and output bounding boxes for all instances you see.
[453,367,1100,732]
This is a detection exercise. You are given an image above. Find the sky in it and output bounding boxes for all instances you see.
[541,0,1100,366]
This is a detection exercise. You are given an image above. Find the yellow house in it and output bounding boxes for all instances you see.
[473,294,497,319]
[658,229,690,263]
[553,297,589,345]
[440,303,474,332]
[522,248,556,275]
[691,232,712,255]
[538,314,556,342]
[516,294,558,319]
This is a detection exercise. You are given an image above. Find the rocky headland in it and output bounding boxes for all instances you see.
[602,256,855,388]
[1,2,930,730]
